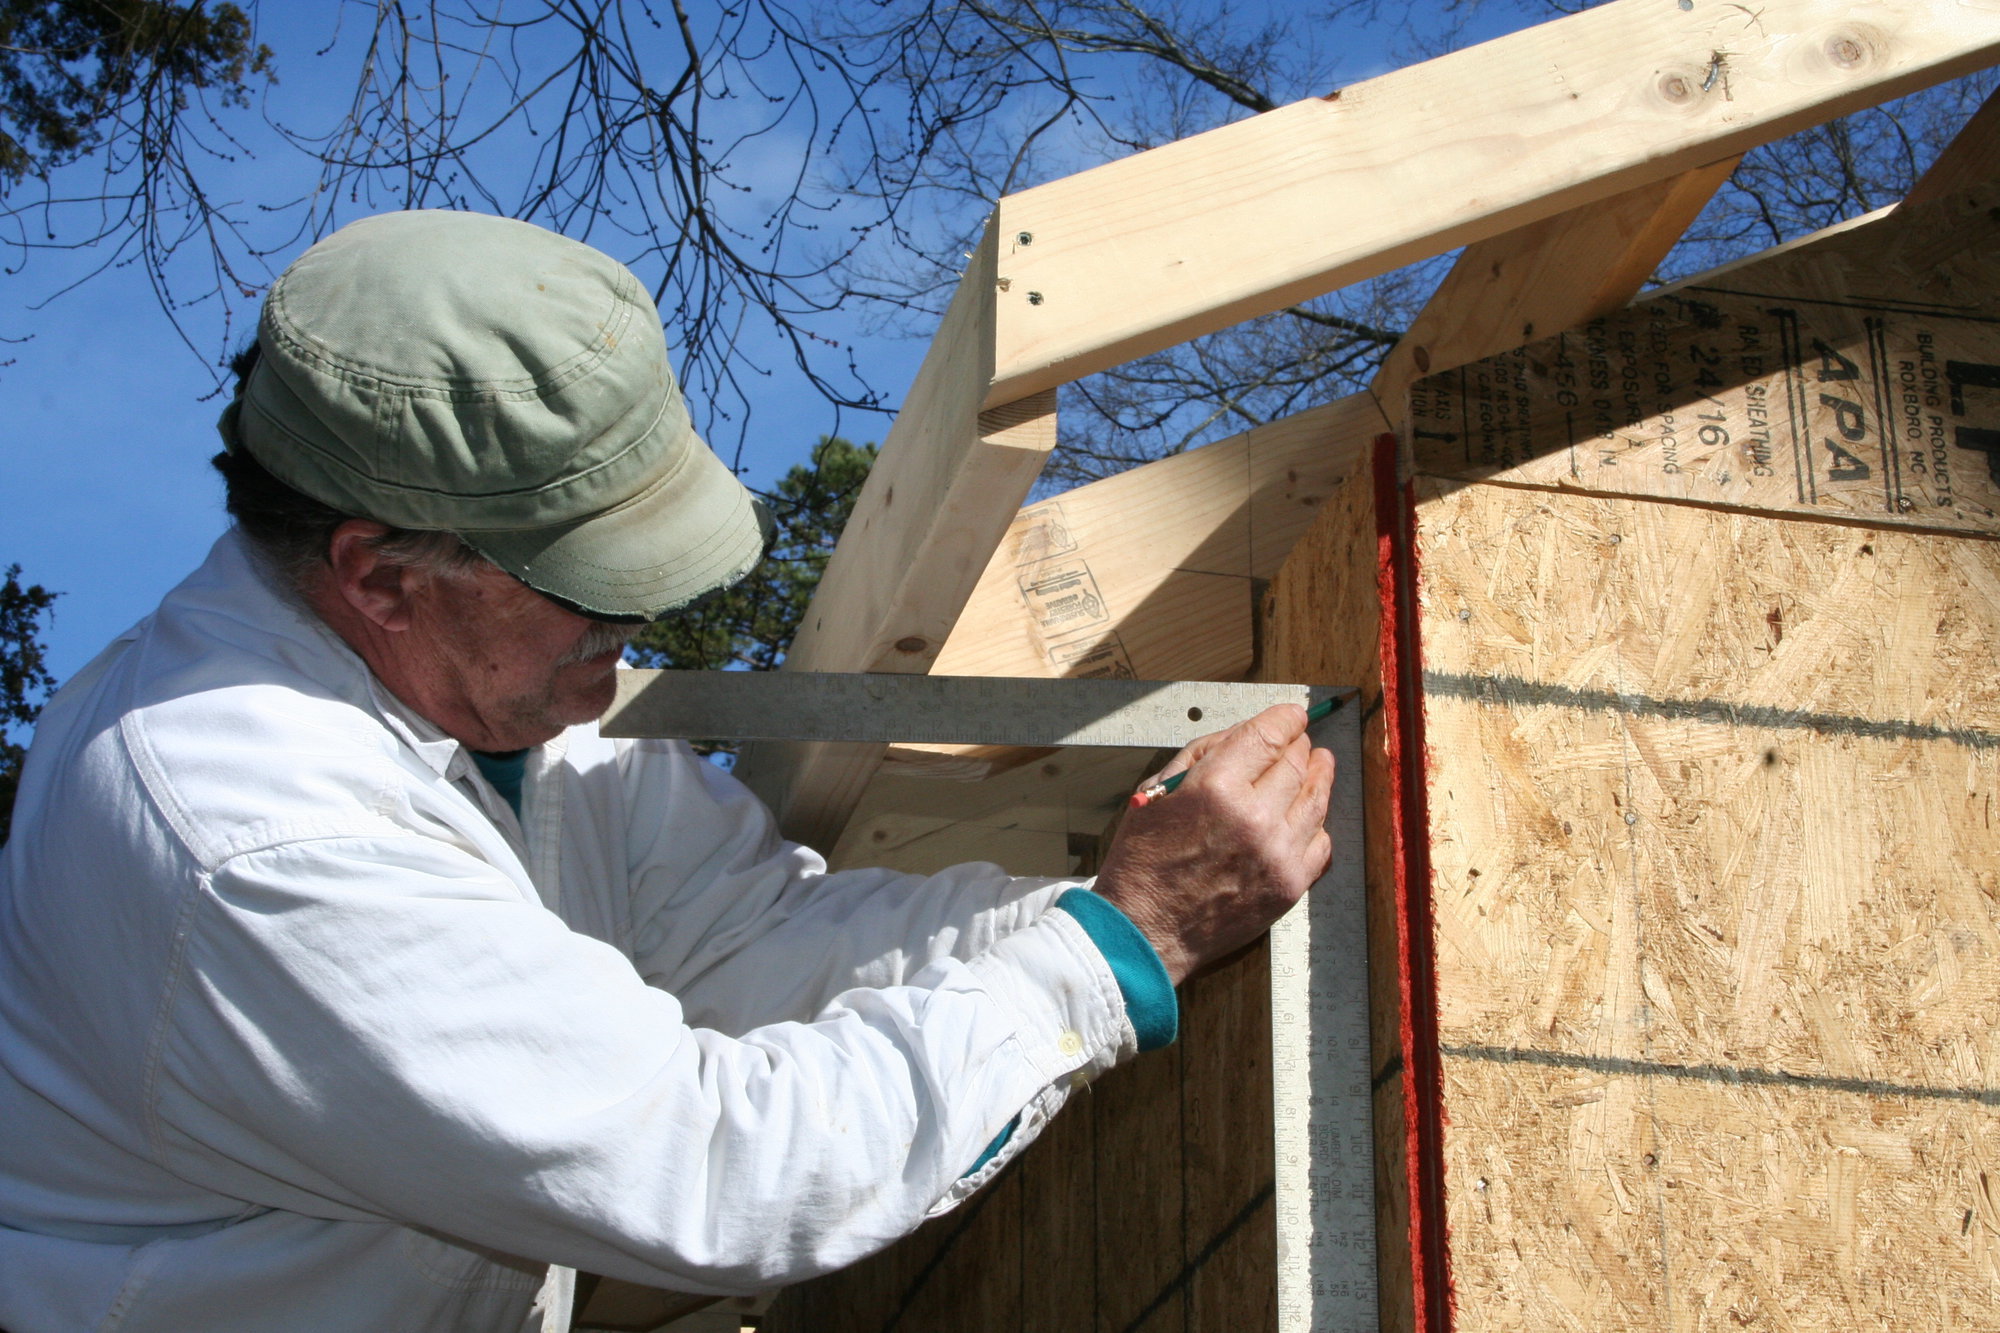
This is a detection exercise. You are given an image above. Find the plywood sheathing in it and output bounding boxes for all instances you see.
[1353,183,2000,1330]
[1413,484,2000,1330]
[1407,185,2000,530]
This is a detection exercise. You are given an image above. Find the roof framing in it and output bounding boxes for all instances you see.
[748,0,2000,849]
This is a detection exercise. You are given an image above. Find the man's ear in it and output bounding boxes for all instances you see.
[324,520,417,632]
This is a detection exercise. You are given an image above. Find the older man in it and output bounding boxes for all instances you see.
[0,211,1333,1332]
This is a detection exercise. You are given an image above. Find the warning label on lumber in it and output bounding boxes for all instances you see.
[1408,290,2000,533]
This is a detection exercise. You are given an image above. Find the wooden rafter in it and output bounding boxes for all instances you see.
[879,162,1735,783]
[1369,159,1740,420]
[1901,83,2000,209]
[988,0,2000,404]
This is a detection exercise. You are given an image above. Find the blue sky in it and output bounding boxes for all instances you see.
[1,2,1532,687]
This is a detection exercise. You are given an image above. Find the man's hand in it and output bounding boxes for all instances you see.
[1094,704,1336,986]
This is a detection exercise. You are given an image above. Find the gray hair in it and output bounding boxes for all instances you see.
[212,341,490,601]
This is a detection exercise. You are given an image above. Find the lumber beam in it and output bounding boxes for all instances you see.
[874,392,1383,779]
[734,222,1060,847]
[1370,158,1739,419]
[927,392,1386,680]
[988,0,2000,404]
[1901,83,2000,209]
[885,158,1730,782]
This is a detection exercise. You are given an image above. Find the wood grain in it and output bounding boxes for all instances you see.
[1901,85,2000,210]
[1409,481,2000,1329]
[988,0,2000,402]
[1371,158,1739,420]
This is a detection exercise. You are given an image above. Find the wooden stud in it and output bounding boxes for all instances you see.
[988,0,2000,404]
[735,220,1058,846]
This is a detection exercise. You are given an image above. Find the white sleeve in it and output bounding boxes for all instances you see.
[152,834,1134,1295]
[610,738,1084,1033]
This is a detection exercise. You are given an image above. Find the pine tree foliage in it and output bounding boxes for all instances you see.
[0,564,58,844]
[0,0,270,188]
[628,436,876,674]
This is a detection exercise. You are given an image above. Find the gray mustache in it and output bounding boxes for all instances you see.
[557,622,632,666]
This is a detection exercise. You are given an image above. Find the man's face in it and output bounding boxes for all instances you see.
[398,560,631,752]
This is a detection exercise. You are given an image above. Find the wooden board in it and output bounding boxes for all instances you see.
[735,223,1061,849]
[1901,84,2000,211]
[1407,183,2000,532]
[761,943,1278,1333]
[1371,159,1739,418]
[987,0,2000,403]
[874,392,1384,779]
[1406,480,2000,1330]
[928,392,1382,683]
[827,743,1149,875]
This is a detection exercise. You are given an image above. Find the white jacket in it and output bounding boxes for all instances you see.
[0,533,1137,1332]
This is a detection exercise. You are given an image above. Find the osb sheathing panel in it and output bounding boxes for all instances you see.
[1407,184,2000,534]
[1412,479,2000,1329]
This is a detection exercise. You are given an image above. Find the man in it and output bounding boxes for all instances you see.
[0,211,1333,1332]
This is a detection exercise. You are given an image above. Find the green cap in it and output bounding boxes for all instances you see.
[223,210,769,620]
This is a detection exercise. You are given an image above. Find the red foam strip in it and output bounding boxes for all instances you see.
[1371,433,1453,1332]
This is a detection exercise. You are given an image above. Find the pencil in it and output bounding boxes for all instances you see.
[1128,693,1345,808]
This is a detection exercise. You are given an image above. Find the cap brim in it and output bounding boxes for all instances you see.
[460,437,770,621]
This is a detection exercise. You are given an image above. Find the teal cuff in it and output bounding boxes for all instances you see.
[960,890,1179,1181]
[1053,889,1178,1051]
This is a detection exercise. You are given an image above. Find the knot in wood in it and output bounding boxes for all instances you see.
[894,636,928,654]
[1825,33,1867,68]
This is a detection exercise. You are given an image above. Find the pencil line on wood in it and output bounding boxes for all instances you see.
[1441,1043,2000,1105]
[1422,669,2000,751]
[1114,1182,1275,1333]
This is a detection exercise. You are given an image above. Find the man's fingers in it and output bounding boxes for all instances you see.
[1191,704,1311,786]
[1135,703,1311,794]
[1251,731,1317,796]
[1286,748,1336,831]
